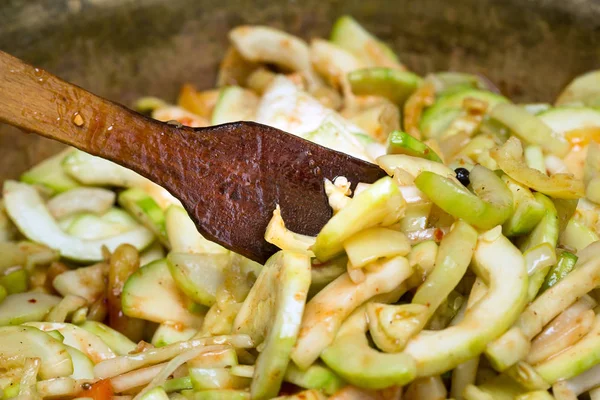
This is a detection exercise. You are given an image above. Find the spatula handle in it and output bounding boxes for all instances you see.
[0,50,170,179]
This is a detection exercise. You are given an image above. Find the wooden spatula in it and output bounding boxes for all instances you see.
[0,50,386,263]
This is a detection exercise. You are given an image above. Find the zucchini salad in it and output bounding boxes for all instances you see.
[2,15,600,400]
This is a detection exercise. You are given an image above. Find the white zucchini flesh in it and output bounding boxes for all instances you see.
[0,325,73,379]
[3,181,154,262]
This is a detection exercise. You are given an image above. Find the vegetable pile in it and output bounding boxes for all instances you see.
[1,15,600,400]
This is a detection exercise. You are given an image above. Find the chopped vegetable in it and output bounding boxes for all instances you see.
[491,137,585,199]
[489,103,570,157]
[330,16,402,69]
[556,70,600,107]
[540,250,578,293]
[232,251,311,400]
[348,68,422,106]
[121,259,205,327]
[312,177,405,262]
[2,20,600,399]
[386,131,443,162]
[20,149,79,193]
[321,307,417,389]
[3,181,154,262]
[415,165,513,229]
[211,86,259,125]
[420,88,508,139]
[292,256,412,369]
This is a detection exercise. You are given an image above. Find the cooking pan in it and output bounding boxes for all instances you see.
[0,0,598,183]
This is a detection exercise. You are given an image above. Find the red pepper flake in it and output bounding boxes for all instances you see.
[434,228,445,242]
[28,299,37,303]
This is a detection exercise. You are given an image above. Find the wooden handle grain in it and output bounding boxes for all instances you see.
[0,50,176,180]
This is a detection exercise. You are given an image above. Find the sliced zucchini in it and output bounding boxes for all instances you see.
[20,149,79,193]
[47,187,115,219]
[52,262,106,303]
[0,201,17,242]
[186,390,250,400]
[377,153,455,178]
[310,38,364,89]
[66,213,134,240]
[62,150,147,187]
[0,292,61,326]
[491,104,571,157]
[66,346,95,379]
[348,102,401,143]
[167,252,230,307]
[122,259,204,328]
[151,323,198,347]
[386,130,442,162]
[404,228,528,376]
[229,26,314,84]
[348,68,422,105]
[78,321,137,355]
[502,175,546,237]
[292,256,412,369]
[165,206,228,254]
[140,241,166,266]
[312,177,405,262]
[420,89,508,139]
[540,251,578,293]
[255,76,374,162]
[0,268,28,294]
[519,193,559,252]
[3,181,154,262]
[304,120,378,163]
[309,257,347,295]
[285,363,345,395]
[232,251,311,400]
[534,315,600,384]
[0,325,73,379]
[101,207,139,226]
[189,367,249,391]
[415,165,514,230]
[538,106,600,134]
[342,227,410,268]
[330,15,402,68]
[118,187,169,246]
[524,145,546,173]
[556,70,600,107]
[274,390,327,400]
[321,307,416,389]
[211,86,259,125]
[560,218,599,251]
[140,387,170,400]
[426,72,490,94]
[24,322,115,363]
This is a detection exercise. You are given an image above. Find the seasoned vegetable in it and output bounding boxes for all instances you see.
[292,255,412,369]
[489,103,570,157]
[330,16,402,68]
[0,326,73,379]
[3,181,154,262]
[415,165,513,229]
[20,149,79,193]
[121,259,204,327]
[1,20,599,400]
[232,251,311,400]
[312,177,405,261]
[321,307,416,389]
[348,68,422,105]
[386,130,443,162]
[491,137,585,199]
